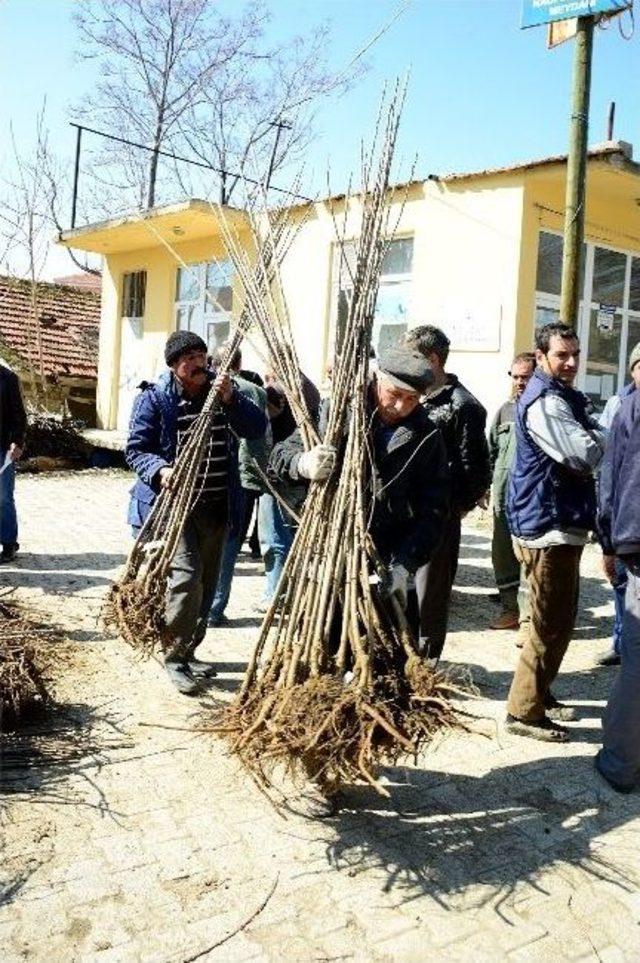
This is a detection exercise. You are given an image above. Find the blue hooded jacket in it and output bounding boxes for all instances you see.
[598,387,640,557]
[125,369,267,531]
[507,368,597,540]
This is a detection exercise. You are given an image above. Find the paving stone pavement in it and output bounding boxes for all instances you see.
[1,469,639,963]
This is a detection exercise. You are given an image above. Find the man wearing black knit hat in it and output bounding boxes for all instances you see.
[125,330,267,694]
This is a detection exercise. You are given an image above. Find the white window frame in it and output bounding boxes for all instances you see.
[533,229,640,403]
[174,259,234,351]
[329,235,414,362]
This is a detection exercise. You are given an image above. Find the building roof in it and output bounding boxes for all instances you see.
[54,272,102,293]
[57,142,639,250]
[432,141,638,183]
[0,276,100,380]
[307,142,639,206]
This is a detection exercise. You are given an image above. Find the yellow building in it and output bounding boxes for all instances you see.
[59,141,640,434]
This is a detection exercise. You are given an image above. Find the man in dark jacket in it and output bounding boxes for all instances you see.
[404,325,491,660]
[269,346,450,611]
[596,386,640,792]
[506,323,606,741]
[0,362,27,563]
[257,367,320,610]
[125,331,266,694]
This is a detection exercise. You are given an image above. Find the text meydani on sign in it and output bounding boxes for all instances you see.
[521,0,631,28]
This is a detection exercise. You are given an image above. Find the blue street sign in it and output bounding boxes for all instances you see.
[521,0,631,28]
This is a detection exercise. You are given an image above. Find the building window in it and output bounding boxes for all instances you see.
[332,237,413,358]
[534,230,640,412]
[122,271,146,319]
[535,231,585,303]
[174,259,233,351]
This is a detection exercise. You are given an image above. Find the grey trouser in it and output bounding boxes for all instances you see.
[164,504,228,664]
[491,512,520,612]
[491,515,531,625]
[599,566,640,789]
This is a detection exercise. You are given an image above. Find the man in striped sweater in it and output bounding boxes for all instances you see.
[126,331,267,694]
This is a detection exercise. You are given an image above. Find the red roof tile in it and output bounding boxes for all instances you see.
[54,272,102,293]
[0,276,100,380]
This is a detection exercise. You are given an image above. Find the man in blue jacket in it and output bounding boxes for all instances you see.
[596,386,640,792]
[596,341,640,667]
[506,323,606,741]
[125,330,266,694]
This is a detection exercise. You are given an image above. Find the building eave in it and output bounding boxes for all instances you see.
[58,198,249,255]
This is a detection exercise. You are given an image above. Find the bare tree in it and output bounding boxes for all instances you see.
[174,22,357,204]
[74,0,270,207]
[0,108,52,389]
[0,104,100,279]
[73,0,358,209]
[0,106,100,403]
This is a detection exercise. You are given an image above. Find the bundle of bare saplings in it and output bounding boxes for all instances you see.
[21,412,90,472]
[214,85,461,797]
[105,213,301,652]
[0,601,51,728]
[106,84,461,798]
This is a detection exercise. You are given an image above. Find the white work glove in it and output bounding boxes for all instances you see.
[388,563,410,610]
[296,444,336,482]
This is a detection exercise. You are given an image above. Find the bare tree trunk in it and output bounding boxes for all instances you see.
[146,109,165,209]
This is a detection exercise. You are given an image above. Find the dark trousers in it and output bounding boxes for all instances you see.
[507,542,583,722]
[413,512,461,660]
[164,504,228,664]
[0,454,18,546]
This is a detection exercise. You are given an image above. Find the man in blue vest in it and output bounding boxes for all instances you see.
[506,323,606,741]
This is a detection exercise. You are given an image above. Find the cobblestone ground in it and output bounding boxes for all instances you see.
[1,470,639,963]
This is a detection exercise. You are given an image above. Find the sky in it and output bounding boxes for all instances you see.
[1,0,639,278]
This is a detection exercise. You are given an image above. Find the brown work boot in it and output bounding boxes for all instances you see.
[490,610,519,630]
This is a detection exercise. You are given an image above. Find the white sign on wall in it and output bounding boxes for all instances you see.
[435,301,502,352]
[596,303,616,332]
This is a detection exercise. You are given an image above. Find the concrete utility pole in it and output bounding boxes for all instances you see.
[559,15,594,326]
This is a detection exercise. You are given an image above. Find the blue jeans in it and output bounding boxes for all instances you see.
[612,558,628,655]
[599,565,640,789]
[209,528,239,624]
[258,494,294,602]
[0,455,18,546]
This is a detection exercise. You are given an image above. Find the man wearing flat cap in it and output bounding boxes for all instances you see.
[125,330,267,694]
[269,345,450,614]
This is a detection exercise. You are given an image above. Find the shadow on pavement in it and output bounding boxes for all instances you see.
[6,552,126,571]
[324,755,639,912]
[463,661,613,705]
[452,533,614,644]
[210,662,248,674]
[0,700,133,904]
[3,553,127,596]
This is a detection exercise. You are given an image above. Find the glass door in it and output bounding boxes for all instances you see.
[533,231,640,413]
[581,246,627,411]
